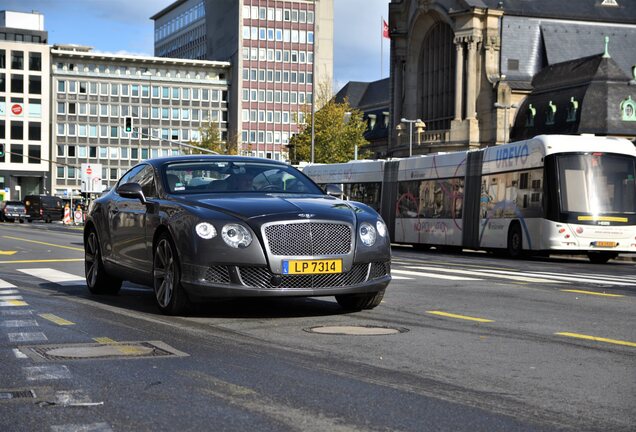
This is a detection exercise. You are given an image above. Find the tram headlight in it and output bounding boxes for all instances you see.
[359,222,377,246]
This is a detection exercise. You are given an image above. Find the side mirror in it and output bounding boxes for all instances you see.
[116,182,146,204]
[324,184,346,199]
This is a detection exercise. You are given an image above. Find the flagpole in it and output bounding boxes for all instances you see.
[380,17,383,78]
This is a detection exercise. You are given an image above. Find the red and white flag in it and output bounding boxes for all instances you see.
[382,20,390,39]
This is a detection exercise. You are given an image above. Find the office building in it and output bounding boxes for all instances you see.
[51,45,230,195]
[151,0,334,161]
[0,10,49,201]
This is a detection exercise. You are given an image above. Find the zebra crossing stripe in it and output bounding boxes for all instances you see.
[392,269,481,281]
[18,268,84,286]
[0,279,17,289]
[404,266,564,284]
[517,271,636,286]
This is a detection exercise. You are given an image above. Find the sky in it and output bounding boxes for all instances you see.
[4,0,391,91]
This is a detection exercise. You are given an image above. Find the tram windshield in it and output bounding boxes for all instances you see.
[557,153,636,214]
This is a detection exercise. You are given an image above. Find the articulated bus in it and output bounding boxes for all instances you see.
[303,135,636,263]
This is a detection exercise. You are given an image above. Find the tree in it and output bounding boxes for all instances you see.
[189,122,237,155]
[288,82,369,164]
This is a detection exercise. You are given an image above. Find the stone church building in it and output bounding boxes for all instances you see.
[387,0,636,156]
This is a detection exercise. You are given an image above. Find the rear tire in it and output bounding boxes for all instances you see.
[507,223,523,258]
[84,229,122,295]
[153,234,191,315]
[336,289,385,311]
[587,252,617,264]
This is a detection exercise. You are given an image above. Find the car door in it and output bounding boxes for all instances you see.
[112,164,157,271]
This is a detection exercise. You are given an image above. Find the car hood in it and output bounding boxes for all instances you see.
[180,194,360,223]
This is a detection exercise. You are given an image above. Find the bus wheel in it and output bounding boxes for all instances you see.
[587,252,617,264]
[507,223,523,258]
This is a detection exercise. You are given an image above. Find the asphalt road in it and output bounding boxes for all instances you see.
[0,221,634,432]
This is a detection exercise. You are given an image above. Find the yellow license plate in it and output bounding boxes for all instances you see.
[593,241,617,248]
[283,259,342,275]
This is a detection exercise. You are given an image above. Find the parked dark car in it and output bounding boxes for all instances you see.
[84,156,392,315]
[24,195,64,223]
[0,201,29,223]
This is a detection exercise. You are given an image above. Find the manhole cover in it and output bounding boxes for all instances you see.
[0,389,36,401]
[19,341,188,362]
[305,325,408,336]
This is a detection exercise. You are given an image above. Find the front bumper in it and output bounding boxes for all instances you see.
[181,261,391,299]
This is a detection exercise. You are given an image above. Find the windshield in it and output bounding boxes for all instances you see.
[163,161,324,195]
[557,153,636,214]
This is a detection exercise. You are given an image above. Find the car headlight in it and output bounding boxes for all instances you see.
[359,222,377,246]
[222,223,252,248]
[196,222,217,240]
[376,220,387,237]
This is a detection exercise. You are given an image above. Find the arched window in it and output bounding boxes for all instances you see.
[418,22,456,131]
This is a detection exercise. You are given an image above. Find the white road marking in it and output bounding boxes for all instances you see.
[0,319,38,328]
[8,332,48,343]
[0,289,20,295]
[392,269,481,281]
[0,278,16,289]
[24,365,71,381]
[18,268,85,286]
[404,266,566,284]
[391,275,414,280]
[0,295,24,300]
[0,300,28,307]
[12,348,28,359]
[1,309,33,316]
[484,270,636,285]
[51,423,113,432]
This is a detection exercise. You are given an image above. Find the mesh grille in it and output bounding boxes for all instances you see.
[264,222,352,256]
[204,266,231,284]
[369,262,391,280]
[238,264,369,289]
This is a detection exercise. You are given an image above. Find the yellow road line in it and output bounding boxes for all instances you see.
[555,332,636,348]
[426,310,494,323]
[93,337,117,344]
[0,250,17,255]
[561,289,624,298]
[2,236,83,252]
[38,313,75,326]
[0,300,29,306]
[0,258,84,264]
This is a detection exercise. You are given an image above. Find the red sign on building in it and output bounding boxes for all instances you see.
[11,104,23,115]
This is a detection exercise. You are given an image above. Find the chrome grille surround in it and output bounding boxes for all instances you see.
[263,221,352,256]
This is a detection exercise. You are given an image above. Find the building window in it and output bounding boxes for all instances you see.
[546,101,556,125]
[566,97,578,123]
[10,121,23,140]
[28,122,41,141]
[57,166,65,178]
[28,53,42,71]
[11,74,23,93]
[620,96,636,122]
[11,51,23,69]
[10,144,23,163]
[418,22,455,131]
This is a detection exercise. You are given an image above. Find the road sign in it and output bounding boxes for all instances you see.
[11,104,23,116]
[80,163,103,193]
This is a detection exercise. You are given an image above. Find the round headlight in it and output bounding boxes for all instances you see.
[359,222,377,246]
[376,220,387,237]
[196,222,217,240]
[222,223,253,248]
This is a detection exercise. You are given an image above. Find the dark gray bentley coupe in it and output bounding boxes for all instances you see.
[84,156,391,315]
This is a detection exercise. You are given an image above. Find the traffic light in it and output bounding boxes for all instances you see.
[124,117,133,133]
[0,143,4,158]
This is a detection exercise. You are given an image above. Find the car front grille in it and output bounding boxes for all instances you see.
[237,264,373,289]
[204,265,231,284]
[369,262,391,280]
[263,222,352,256]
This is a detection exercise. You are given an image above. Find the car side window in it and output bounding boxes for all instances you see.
[130,165,157,198]
[117,165,145,188]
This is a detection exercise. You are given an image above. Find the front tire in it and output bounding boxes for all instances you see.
[507,223,523,258]
[85,229,122,295]
[336,289,385,311]
[153,234,190,315]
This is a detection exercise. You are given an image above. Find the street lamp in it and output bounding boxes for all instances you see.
[397,118,426,156]
[494,102,519,143]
